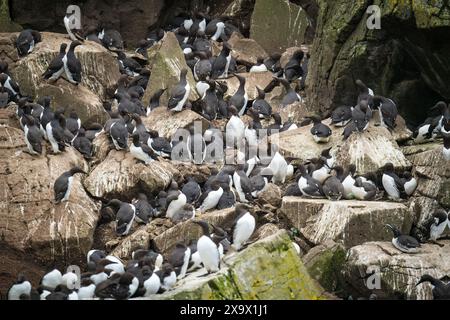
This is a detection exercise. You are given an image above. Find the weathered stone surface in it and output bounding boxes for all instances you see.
[303,240,346,293]
[280,197,414,248]
[11,32,118,125]
[228,31,268,65]
[84,150,178,199]
[91,132,111,165]
[403,142,450,208]
[143,107,210,140]
[138,231,329,300]
[250,0,310,53]
[343,241,450,300]
[0,125,100,266]
[142,32,199,107]
[218,71,274,100]
[10,0,164,47]
[306,0,450,125]
[279,46,307,68]
[153,208,236,254]
[110,218,173,260]
[257,183,282,207]
[251,223,281,242]
[270,117,410,175]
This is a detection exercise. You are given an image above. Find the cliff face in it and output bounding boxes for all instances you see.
[306,0,450,127]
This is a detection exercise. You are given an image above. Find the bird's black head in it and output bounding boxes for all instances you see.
[69,166,86,175]
[382,162,395,173]
[321,147,332,158]
[192,219,210,235]
[385,224,401,237]
[416,274,436,286]
[292,50,304,61]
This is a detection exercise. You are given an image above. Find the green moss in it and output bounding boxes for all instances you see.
[0,0,22,32]
[308,246,346,292]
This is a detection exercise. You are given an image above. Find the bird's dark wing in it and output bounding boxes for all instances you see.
[67,55,82,82]
[43,55,64,78]
[151,137,172,154]
[54,175,69,202]
[398,235,420,248]
[168,85,186,108]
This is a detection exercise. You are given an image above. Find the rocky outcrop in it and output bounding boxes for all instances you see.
[228,31,268,65]
[137,231,329,300]
[343,241,450,300]
[250,0,310,53]
[83,150,178,199]
[218,71,274,100]
[306,0,450,125]
[269,118,411,175]
[404,142,450,209]
[0,125,100,267]
[153,208,236,254]
[142,32,199,107]
[11,32,119,125]
[280,197,415,248]
[143,107,210,140]
[10,0,164,47]
[303,240,346,293]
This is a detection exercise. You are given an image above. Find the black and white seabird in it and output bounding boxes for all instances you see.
[416,275,450,300]
[284,50,304,82]
[268,151,292,184]
[192,220,220,273]
[297,164,324,198]
[109,118,129,150]
[229,74,248,116]
[193,51,212,81]
[87,249,106,265]
[40,269,63,291]
[250,57,268,73]
[147,129,172,158]
[142,267,161,297]
[168,68,190,112]
[198,180,224,213]
[331,105,353,127]
[156,263,177,291]
[165,182,188,219]
[211,42,232,79]
[322,169,345,201]
[63,40,82,85]
[133,193,155,224]
[7,274,32,300]
[168,243,192,280]
[66,111,81,137]
[280,78,302,106]
[146,88,166,115]
[310,157,330,184]
[231,204,256,251]
[182,177,202,204]
[171,204,195,223]
[117,51,142,77]
[23,114,43,155]
[309,116,332,143]
[251,86,272,118]
[54,166,86,204]
[352,176,377,201]
[130,133,157,164]
[381,162,404,200]
[355,79,374,107]
[386,224,420,253]
[425,209,449,242]
[373,95,398,130]
[233,165,253,203]
[72,128,93,158]
[264,53,282,74]
[401,171,417,197]
[250,167,273,198]
[205,19,226,41]
[225,105,245,149]
[444,135,450,161]
[216,182,236,210]
[341,164,356,199]
[106,199,136,236]
[200,80,219,121]
[98,28,124,50]
[16,29,41,56]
